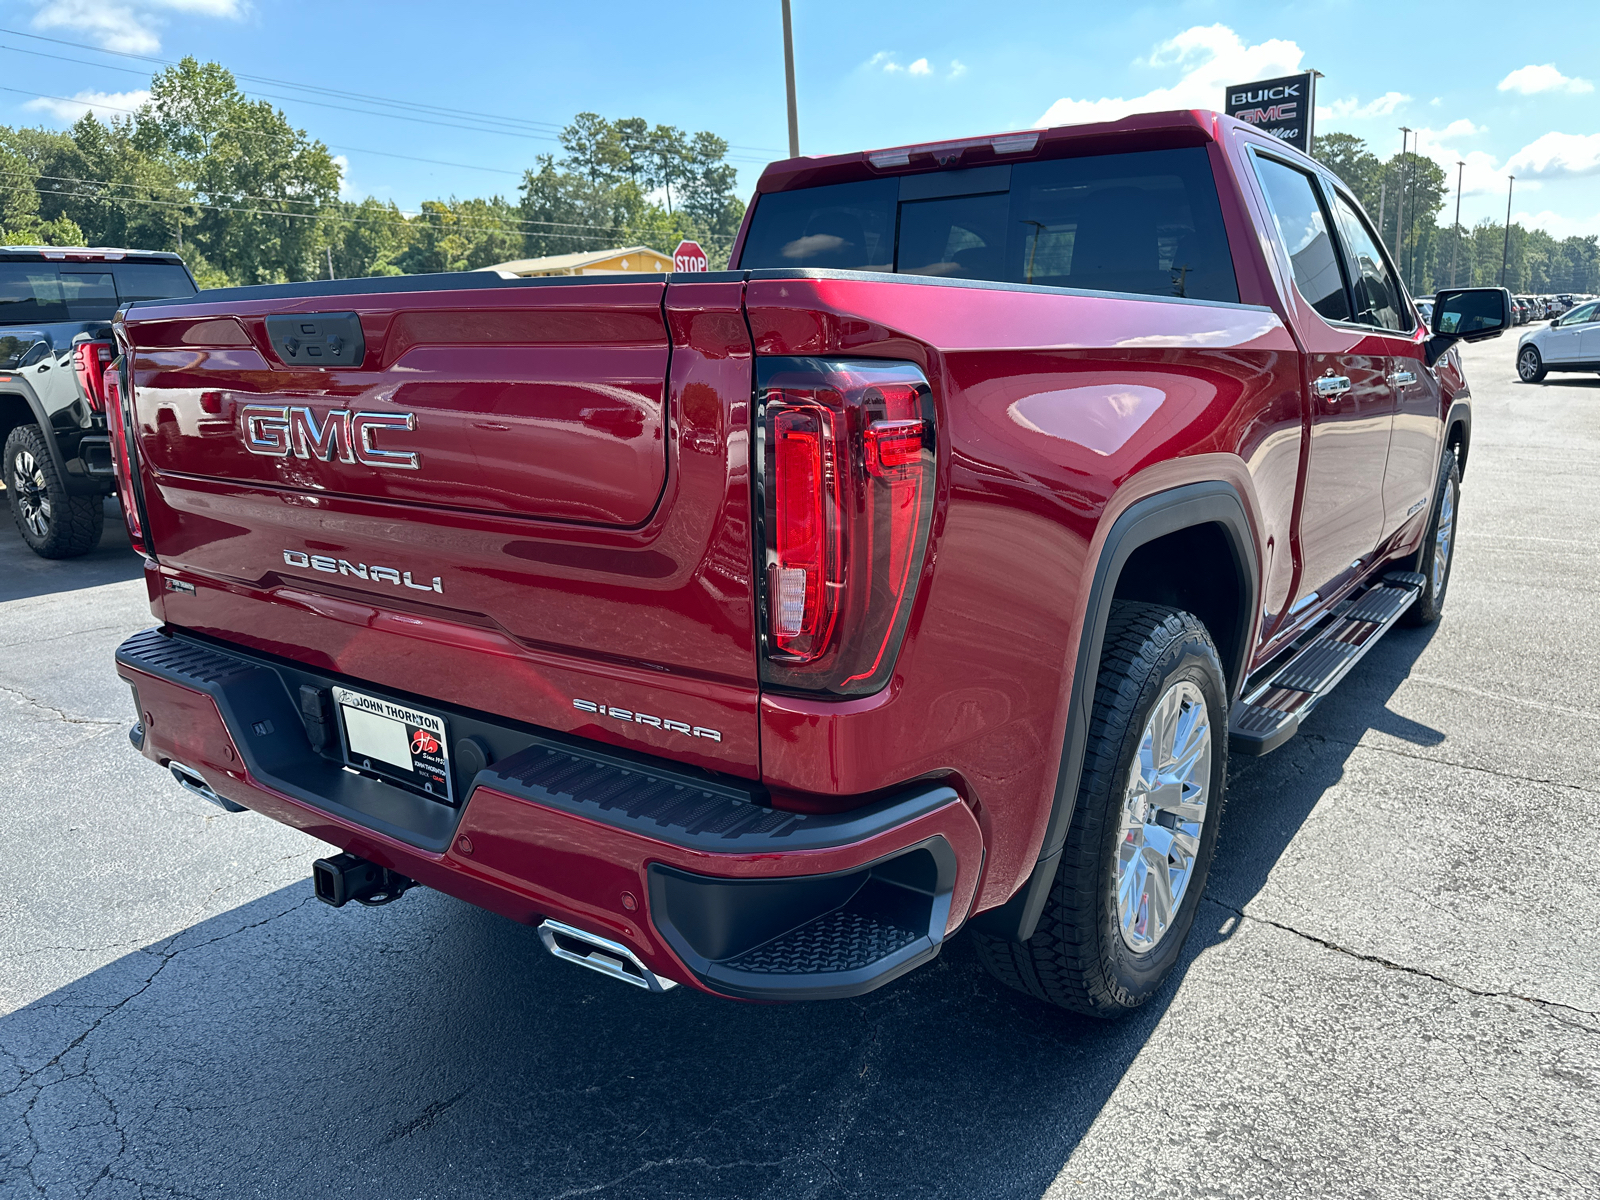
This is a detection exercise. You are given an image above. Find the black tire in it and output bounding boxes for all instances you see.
[1517,345,1546,383]
[1401,448,1460,627]
[972,603,1228,1018]
[4,423,104,558]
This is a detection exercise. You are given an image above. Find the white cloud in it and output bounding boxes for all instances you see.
[1498,64,1593,95]
[864,51,963,80]
[31,0,244,53]
[331,155,362,201]
[1506,131,1600,178]
[24,89,150,122]
[1318,91,1412,120]
[1036,24,1303,127]
[1512,209,1600,239]
[1437,118,1484,139]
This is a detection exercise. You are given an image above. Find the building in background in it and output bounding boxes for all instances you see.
[478,246,672,277]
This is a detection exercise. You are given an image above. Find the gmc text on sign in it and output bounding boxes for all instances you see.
[1224,72,1317,154]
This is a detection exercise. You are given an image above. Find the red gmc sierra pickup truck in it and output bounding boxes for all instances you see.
[111,110,1508,1016]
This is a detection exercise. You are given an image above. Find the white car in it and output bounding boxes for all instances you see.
[1517,299,1600,382]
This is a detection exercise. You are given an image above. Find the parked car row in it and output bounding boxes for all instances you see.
[1417,293,1593,327]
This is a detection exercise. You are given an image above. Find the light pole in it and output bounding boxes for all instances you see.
[1499,175,1515,287]
[781,0,800,158]
[1394,127,1411,262]
[1450,161,1464,287]
[1405,131,1423,288]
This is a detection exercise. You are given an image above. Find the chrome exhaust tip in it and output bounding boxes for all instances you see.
[167,761,247,813]
[537,919,677,993]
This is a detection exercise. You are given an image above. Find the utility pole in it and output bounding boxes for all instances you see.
[781,0,800,158]
[1499,175,1515,287]
[1394,128,1411,264]
[326,245,335,280]
[1450,161,1464,287]
[1406,132,1422,289]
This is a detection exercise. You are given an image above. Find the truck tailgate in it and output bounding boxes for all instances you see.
[117,276,761,777]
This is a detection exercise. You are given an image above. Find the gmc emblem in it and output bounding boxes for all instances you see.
[240,404,420,470]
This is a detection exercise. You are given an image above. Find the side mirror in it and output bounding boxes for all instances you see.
[1425,286,1512,366]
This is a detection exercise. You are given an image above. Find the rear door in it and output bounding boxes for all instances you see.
[1250,150,1395,608]
[1541,301,1594,362]
[1322,184,1440,544]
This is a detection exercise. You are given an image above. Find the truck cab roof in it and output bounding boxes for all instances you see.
[1,246,186,262]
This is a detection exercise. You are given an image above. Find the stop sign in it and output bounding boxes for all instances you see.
[673,240,708,273]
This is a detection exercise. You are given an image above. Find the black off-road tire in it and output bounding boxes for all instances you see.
[972,602,1228,1017]
[4,423,104,558]
[1401,448,1460,627]
[1517,345,1546,383]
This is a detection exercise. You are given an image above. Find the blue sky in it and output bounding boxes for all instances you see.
[2,0,1597,238]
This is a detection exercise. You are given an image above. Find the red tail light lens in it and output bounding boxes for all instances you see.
[72,340,114,412]
[757,359,936,696]
[102,360,147,554]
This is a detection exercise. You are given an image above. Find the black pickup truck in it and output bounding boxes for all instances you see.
[2,247,197,557]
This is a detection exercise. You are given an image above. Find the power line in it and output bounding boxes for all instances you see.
[0,172,688,245]
[0,82,526,178]
[0,26,783,159]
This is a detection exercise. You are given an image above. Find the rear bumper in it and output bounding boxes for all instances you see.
[116,627,983,1000]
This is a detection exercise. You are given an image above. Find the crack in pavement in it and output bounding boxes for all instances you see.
[548,1155,799,1199]
[0,624,128,652]
[1301,731,1600,797]
[1206,897,1600,1034]
[1406,673,1600,724]
[3,897,316,1195]
[0,682,122,729]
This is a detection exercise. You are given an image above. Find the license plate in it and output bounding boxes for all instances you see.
[332,686,454,805]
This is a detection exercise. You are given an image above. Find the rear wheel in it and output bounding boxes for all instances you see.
[1517,345,1546,383]
[972,603,1227,1017]
[1402,448,1460,626]
[4,424,104,558]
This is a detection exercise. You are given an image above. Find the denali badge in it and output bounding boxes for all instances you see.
[573,699,723,742]
[282,550,442,593]
[241,404,420,470]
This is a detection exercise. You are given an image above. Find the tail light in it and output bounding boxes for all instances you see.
[72,340,115,412]
[103,356,148,556]
[756,358,936,695]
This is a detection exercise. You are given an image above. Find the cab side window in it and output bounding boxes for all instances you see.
[1252,154,1351,323]
[1328,190,1410,331]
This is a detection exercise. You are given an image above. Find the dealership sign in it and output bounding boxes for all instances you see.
[1225,72,1316,153]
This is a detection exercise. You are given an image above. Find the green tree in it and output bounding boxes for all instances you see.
[140,58,341,285]
[0,136,83,245]
[1316,132,1384,216]
[328,196,410,278]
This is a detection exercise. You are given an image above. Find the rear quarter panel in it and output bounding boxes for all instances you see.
[746,275,1302,911]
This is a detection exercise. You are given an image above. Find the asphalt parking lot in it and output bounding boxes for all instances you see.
[2,331,1597,1199]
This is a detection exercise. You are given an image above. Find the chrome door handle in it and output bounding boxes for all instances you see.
[1314,375,1352,397]
[1387,369,1417,386]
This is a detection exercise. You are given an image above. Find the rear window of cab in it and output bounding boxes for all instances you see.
[739,146,1238,303]
[0,261,196,324]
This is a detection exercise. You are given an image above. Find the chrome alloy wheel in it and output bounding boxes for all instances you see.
[11,449,51,539]
[1116,679,1212,954]
[1433,476,1456,594]
[1518,347,1541,381]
